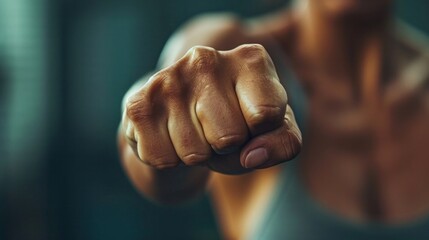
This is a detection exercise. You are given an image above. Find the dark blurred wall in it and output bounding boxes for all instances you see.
[0,0,428,240]
[1,0,55,239]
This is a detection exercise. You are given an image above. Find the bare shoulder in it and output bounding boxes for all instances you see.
[158,13,250,67]
[158,10,294,68]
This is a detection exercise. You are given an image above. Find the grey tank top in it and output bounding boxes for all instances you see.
[246,63,429,240]
[247,160,429,240]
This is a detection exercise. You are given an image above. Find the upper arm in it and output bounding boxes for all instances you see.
[157,13,249,68]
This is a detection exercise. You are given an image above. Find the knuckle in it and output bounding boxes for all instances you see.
[181,152,210,166]
[240,43,265,52]
[126,72,177,123]
[188,45,216,57]
[145,155,180,170]
[159,75,184,100]
[149,70,185,101]
[237,44,267,59]
[247,105,283,128]
[186,46,218,73]
[212,134,247,152]
[150,71,169,86]
[125,92,152,123]
[236,44,273,70]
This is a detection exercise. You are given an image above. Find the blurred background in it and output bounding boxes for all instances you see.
[0,0,428,239]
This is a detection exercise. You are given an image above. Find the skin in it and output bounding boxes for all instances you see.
[118,0,429,238]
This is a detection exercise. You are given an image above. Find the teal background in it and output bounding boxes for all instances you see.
[0,0,428,239]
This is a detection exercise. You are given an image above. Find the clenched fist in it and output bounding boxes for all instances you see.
[121,44,301,174]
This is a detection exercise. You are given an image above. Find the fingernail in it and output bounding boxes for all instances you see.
[244,148,268,168]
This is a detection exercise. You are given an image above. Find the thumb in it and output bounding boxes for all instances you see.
[240,105,302,169]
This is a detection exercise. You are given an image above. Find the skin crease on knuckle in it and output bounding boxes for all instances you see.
[151,69,186,101]
[125,72,172,124]
[213,134,248,153]
[235,43,266,58]
[146,155,180,170]
[235,44,276,73]
[181,152,210,166]
[125,94,154,129]
[185,45,219,75]
[246,104,285,132]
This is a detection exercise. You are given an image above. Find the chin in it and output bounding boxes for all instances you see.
[319,0,391,18]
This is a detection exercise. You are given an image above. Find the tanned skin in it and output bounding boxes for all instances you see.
[118,0,429,239]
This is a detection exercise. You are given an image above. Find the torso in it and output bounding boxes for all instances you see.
[297,23,429,223]
[209,10,429,239]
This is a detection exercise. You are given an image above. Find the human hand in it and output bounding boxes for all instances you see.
[122,44,302,174]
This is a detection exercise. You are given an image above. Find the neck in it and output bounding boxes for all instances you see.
[292,0,393,100]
